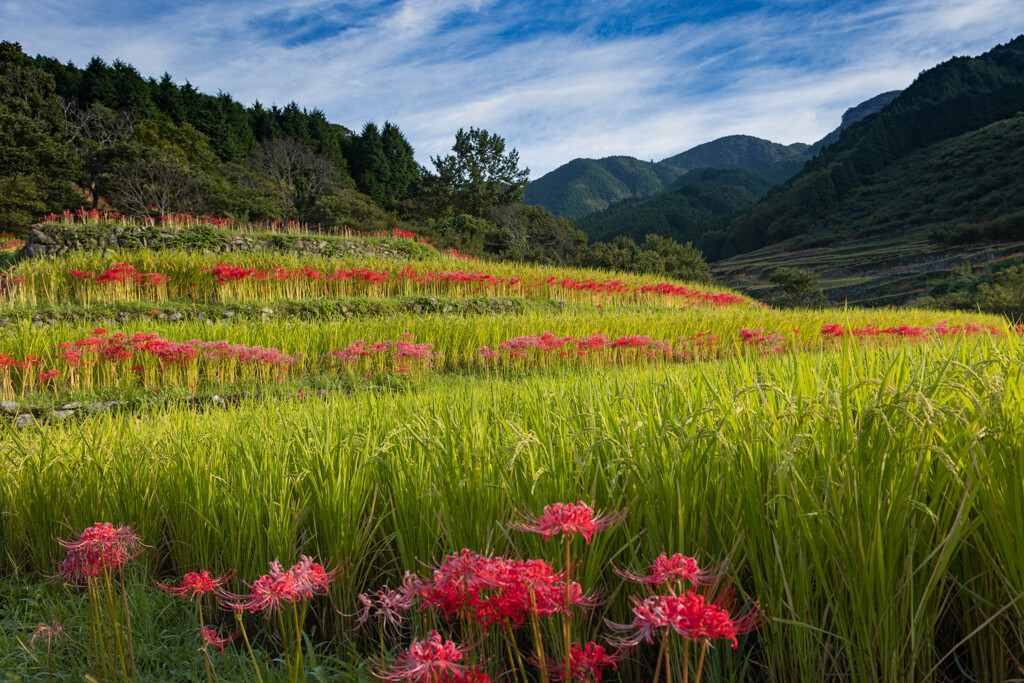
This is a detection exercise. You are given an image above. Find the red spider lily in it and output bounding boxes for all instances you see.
[56,523,143,582]
[36,369,60,382]
[30,620,66,648]
[511,502,624,544]
[289,555,341,598]
[375,631,484,681]
[412,550,599,629]
[220,556,339,613]
[534,641,623,682]
[157,569,233,598]
[614,553,717,588]
[356,581,418,630]
[199,626,240,653]
[606,591,760,649]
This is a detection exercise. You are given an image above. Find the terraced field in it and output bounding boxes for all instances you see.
[1,220,1022,682]
[712,227,1024,306]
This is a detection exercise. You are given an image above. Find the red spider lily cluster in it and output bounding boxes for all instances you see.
[56,523,142,583]
[220,556,339,613]
[819,320,1008,340]
[406,550,599,630]
[70,263,171,288]
[376,631,490,682]
[199,626,239,654]
[536,641,622,682]
[12,258,751,308]
[159,558,339,683]
[0,234,25,251]
[203,263,391,286]
[0,330,301,399]
[478,332,723,366]
[362,502,755,683]
[54,523,143,680]
[737,328,787,354]
[46,506,759,682]
[30,620,66,648]
[322,338,440,377]
[607,592,759,649]
[357,584,419,631]
[157,569,233,598]
[636,283,746,307]
[440,248,479,262]
[614,553,718,588]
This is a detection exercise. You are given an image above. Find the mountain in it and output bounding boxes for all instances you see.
[524,135,807,221]
[660,135,809,172]
[575,167,774,244]
[714,34,1024,261]
[521,156,687,221]
[565,94,905,247]
[711,113,1024,306]
[807,90,901,154]
[525,93,904,223]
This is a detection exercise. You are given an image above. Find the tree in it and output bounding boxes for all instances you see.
[0,42,79,227]
[110,154,204,215]
[60,99,135,207]
[489,204,585,263]
[639,234,713,283]
[428,127,529,217]
[380,122,419,204]
[767,267,829,308]
[252,137,342,221]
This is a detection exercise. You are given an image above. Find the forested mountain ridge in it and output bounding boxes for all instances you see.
[575,167,774,244]
[523,135,806,220]
[565,92,904,250]
[719,35,1024,259]
[523,90,903,223]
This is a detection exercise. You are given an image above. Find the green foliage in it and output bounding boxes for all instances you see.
[427,127,529,218]
[767,266,830,308]
[421,213,495,255]
[349,122,418,209]
[660,134,808,172]
[577,234,714,284]
[488,203,586,263]
[576,167,774,248]
[0,42,79,226]
[523,156,687,221]
[307,187,399,232]
[524,136,809,222]
[918,263,1024,321]
[12,46,438,225]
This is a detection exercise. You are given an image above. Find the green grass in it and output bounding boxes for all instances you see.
[0,237,1021,681]
[1,335,1022,680]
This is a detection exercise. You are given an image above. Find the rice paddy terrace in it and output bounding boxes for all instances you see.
[1,215,1022,682]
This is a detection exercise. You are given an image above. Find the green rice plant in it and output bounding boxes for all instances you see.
[1,331,1021,679]
[2,248,749,309]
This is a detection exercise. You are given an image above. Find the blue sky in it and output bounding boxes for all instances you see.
[2,0,1023,176]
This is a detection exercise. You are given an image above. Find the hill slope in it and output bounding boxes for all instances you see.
[575,167,774,244]
[525,92,904,223]
[524,135,807,220]
[521,156,686,221]
[565,93,903,247]
[717,35,1024,260]
[712,114,1024,305]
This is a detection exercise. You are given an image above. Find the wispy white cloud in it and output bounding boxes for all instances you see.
[2,0,1023,175]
